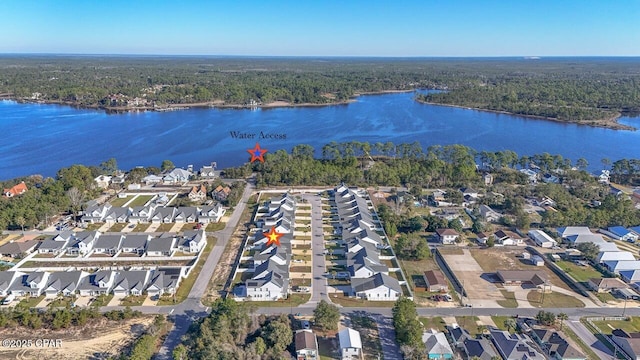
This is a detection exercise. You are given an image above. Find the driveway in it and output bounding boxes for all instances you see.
[565,319,613,360]
[301,194,332,306]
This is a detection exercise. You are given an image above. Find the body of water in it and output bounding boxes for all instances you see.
[2,92,640,179]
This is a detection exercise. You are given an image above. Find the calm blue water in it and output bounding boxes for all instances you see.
[2,92,640,179]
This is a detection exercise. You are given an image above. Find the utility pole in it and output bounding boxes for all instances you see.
[622,294,628,317]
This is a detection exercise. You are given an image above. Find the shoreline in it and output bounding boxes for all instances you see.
[415,99,635,131]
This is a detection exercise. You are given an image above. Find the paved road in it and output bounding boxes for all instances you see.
[153,177,256,360]
[565,319,614,360]
[302,194,332,306]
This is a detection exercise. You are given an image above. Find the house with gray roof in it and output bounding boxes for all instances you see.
[489,329,545,360]
[112,271,150,296]
[245,271,287,301]
[151,207,176,223]
[82,203,112,223]
[93,234,123,255]
[121,234,150,255]
[346,246,388,279]
[611,329,640,360]
[147,268,183,297]
[44,271,85,297]
[77,270,116,296]
[38,231,73,254]
[531,328,586,360]
[67,231,100,255]
[9,271,50,297]
[0,240,38,258]
[142,174,163,186]
[162,168,192,184]
[146,236,176,257]
[104,206,131,223]
[0,271,23,296]
[198,204,225,223]
[179,230,207,253]
[351,273,401,301]
[128,204,157,223]
[174,207,198,223]
[422,329,454,359]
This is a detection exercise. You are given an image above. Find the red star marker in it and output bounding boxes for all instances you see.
[263,226,283,247]
[247,142,268,163]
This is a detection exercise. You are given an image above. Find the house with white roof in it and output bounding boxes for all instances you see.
[566,234,607,246]
[198,204,226,223]
[620,270,640,284]
[479,205,501,222]
[179,230,207,253]
[557,226,592,239]
[601,227,639,242]
[142,174,163,186]
[604,260,640,274]
[94,175,112,189]
[528,229,557,248]
[597,251,636,264]
[162,168,192,184]
[338,327,362,360]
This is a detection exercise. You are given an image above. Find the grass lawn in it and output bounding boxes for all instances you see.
[555,260,603,283]
[420,316,447,332]
[48,296,76,308]
[91,294,114,307]
[290,266,312,273]
[85,223,104,231]
[492,316,515,332]
[527,291,585,308]
[595,292,617,303]
[438,247,464,255]
[206,222,226,231]
[455,316,482,335]
[120,295,146,306]
[156,223,175,232]
[110,195,134,207]
[251,294,310,307]
[132,223,150,232]
[108,223,127,232]
[158,238,215,305]
[497,290,518,308]
[128,195,154,207]
[591,317,640,335]
[180,223,198,232]
[16,295,45,309]
[290,278,312,287]
[330,294,396,307]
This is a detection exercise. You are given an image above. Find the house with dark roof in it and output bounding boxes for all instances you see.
[496,270,547,286]
[351,273,401,301]
[112,271,150,296]
[38,231,73,254]
[44,271,85,297]
[611,329,640,360]
[213,185,231,201]
[489,329,545,359]
[530,328,586,360]
[445,324,499,360]
[77,270,116,296]
[601,226,639,242]
[295,330,319,360]
[9,271,49,297]
[146,236,176,257]
[151,207,176,223]
[494,229,526,246]
[0,240,38,258]
[436,228,460,245]
[174,207,198,223]
[587,277,627,293]
[104,207,131,223]
[147,268,183,297]
[423,270,449,292]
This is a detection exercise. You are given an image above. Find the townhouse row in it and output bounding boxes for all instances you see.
[333,184,403,301]
[37,230,206,257]
[239,193,296,301]
[82,203,225,224]
[0,267,185,299]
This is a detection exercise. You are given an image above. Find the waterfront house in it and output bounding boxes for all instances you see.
[44,271,84,297]
[163,168,192,184]
[142,174,163,186]
[199,163,217,179]
[94,175,112,189]
[351,273,401,301]
[337,327,362,360]
[436,228,460,245]
[3,181,28,197]
[295,330,319,360]
[519,169,538,183]
[9,271,49,297]
[77,270,117,296]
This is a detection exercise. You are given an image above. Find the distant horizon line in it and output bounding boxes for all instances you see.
[1,52,640,59]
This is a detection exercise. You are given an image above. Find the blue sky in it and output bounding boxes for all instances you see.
[1,0,639,56]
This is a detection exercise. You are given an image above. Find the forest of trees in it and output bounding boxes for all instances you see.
[1,56,638,124]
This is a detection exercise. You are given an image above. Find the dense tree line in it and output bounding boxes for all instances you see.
[2,56,638,124]
[178,298,293,360]
[392,297,424,359]
[0,305,141,330]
